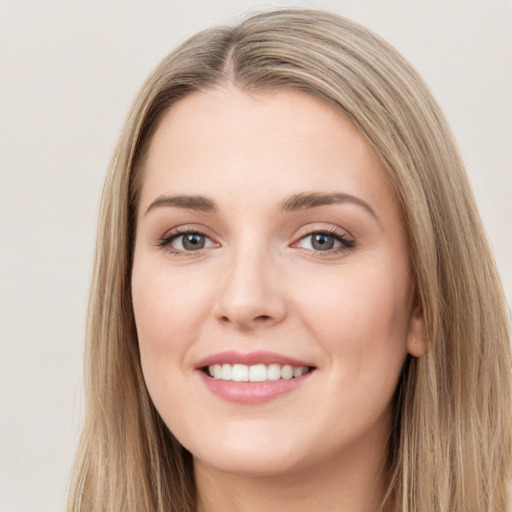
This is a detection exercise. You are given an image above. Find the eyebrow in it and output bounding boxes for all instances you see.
[279,192,378,219]
[144,191,377,219]
[145,195,218,215]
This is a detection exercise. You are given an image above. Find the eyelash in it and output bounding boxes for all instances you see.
[157,226,217,257]
[293,226,355,255]
[157,226,355,257]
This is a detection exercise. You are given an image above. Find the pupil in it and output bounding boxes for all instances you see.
[183,234,205,250]
[312,233,334,251]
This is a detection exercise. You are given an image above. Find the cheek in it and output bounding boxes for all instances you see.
[131,257,211,406]
[295,258,411,385]
[132,257,207,345]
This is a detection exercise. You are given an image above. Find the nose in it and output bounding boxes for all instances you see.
[213,248,287,331]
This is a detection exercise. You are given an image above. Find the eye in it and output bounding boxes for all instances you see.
[294,230,355,253]
[158,229,218,254]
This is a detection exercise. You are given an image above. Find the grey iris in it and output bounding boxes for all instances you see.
[183,234,205,250]
[312,233,335,251]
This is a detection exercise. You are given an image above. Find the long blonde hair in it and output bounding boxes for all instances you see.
[68,9,511,512]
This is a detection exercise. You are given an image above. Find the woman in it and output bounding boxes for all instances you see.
[67,8,511,512]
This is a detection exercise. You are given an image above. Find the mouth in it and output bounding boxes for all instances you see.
[203,363,314,382]
[195,351,316,404]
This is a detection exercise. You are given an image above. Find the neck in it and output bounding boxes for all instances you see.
[194,435,392,512]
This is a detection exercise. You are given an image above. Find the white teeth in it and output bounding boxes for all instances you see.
[232,364,249,382]
[281,365,293,380]
[222,364,232,381]
[267,364,281,381]
[293,366,304,378]
[212,364,222,379]
[206,363,310,382]
[249,364,267,382]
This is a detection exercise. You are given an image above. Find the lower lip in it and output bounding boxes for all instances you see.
[198,370,314,405]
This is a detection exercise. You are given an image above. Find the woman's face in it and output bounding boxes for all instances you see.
[132,87,425,478]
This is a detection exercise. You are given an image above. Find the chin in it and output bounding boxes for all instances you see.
[193,449,306,478]
[186,430,311,478]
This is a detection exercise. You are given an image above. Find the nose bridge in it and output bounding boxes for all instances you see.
[214,234,286,329]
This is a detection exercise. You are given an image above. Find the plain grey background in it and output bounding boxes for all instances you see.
[1,1,511,511]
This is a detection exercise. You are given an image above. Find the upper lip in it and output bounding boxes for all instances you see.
[195,350,315,369]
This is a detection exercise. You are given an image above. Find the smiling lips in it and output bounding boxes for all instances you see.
[196,351,315,404]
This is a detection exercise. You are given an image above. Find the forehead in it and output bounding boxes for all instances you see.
[139,86,398,221]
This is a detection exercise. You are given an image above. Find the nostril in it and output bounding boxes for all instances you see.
[219,314,272,324]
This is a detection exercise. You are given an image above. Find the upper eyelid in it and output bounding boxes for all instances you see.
[293,223,354,240]
[161,224,218,240]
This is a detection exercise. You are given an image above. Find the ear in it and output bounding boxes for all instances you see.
[406,302,427,358]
